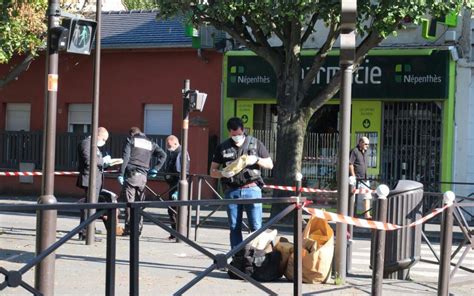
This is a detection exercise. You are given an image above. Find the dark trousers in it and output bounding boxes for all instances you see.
[121,172,147,232]
[79,189,118,235]
[167,184,178,232]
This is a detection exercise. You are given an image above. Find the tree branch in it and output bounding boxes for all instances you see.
[243,14,271,48]
[308,30,384,110]
[301,12,319,44]
[0,53,35,89]
[300,21,340,106]
[204,17,282,73]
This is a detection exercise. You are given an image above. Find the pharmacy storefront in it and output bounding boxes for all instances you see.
[222,49,454,190]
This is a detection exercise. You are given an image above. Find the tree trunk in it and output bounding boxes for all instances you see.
[270,106,312,220]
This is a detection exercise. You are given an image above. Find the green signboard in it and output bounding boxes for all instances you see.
[227,51,449,99]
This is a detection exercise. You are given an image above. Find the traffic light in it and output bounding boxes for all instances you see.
[188,90,207,112]
[62,18,97,55]
[49,26,69,52]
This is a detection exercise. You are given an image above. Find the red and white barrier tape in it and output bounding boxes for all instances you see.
[0,170,118,176]
[303,204,450,231]
[263,184,375,194]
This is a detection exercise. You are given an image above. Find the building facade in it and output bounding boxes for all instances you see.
[0,11,223,196]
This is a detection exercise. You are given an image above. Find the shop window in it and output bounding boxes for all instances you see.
[144,104,172,135]
[6,103,31,131]
[355,132,378,168]
[68,104,91,133]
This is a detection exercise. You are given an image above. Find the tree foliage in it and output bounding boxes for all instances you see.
[0,0,92,87]
[123,0,158,10]
[157,1,470,182]
[0,0,47,63]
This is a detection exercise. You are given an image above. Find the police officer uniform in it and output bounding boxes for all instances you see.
[120,132,166,233]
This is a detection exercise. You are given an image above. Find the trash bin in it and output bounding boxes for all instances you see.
[371,180,424,279]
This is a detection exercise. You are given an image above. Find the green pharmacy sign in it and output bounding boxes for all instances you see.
[227,51,449,100]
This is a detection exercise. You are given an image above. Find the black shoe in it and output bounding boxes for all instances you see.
[78,233,102,242]
[168,235,175,240]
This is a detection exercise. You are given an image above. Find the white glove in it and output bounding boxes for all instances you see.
[221,170,235,178]
[349,176,357,186]
[103,155,112,165]
[246,155,259,166]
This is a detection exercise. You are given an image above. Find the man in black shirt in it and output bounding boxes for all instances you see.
[210,117,273,249]
[349,136,372,219]
[118,127,167,235]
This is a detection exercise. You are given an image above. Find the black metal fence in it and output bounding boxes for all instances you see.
[0,197,304,296]
[0,131,167,171]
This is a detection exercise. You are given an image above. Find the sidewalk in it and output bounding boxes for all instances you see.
[1,197,473,295]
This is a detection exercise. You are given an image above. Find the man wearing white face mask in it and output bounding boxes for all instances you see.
[76,127,124,240]
[77,127,109,196]
[210,117,273,249]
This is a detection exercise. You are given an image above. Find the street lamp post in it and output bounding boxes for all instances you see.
[85,0,102,245]
[35,0,60,293]
[335,0,357,284]
[177,79,191,242]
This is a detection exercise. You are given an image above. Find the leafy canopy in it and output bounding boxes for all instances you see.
[0,0,47,63]
[157,0,469,112]
[0,0,96,64]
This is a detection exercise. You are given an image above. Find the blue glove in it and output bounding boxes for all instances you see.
[148,169,158,178]
[171,191,178,201]
[117,175,124,186]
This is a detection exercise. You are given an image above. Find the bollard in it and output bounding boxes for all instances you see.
[347,176,357,274]
[437,191,455,296]
[371,184,390,296]
[293,172,303,296]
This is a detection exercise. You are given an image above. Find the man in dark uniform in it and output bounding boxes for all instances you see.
[76,127,123,240]
[210,117,273,249]
[349,136,372,219]
[163,135,190,240]
[118,126,166,235]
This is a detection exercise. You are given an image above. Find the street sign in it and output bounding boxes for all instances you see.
[62,18,97,55]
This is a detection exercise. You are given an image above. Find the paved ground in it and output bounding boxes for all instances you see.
[0,197,473,295]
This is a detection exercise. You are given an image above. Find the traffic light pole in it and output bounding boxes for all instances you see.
[177,79,191,242]
[35,0,60,293]
[86,0,102,245]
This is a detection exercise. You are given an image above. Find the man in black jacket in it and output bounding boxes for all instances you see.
[163,135,190,240]
[76,127,123,240]
[118,127,167,235]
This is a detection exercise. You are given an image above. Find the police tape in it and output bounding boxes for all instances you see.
[263,184,375,194]
[0,170,118,176]
[303,204,451,231]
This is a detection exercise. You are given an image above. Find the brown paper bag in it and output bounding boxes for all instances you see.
[285,215,334,283]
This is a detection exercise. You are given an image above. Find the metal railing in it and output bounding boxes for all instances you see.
[252,130,339,186]
[1,177,472,295]
[0,197,304,295]
[0,131,167,170]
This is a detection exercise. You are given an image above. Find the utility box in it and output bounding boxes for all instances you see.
[371,180,424,279]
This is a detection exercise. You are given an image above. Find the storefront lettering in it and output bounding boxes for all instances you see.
[403,74,442,84]
[237,75,271,84]
[304,62,382,85]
